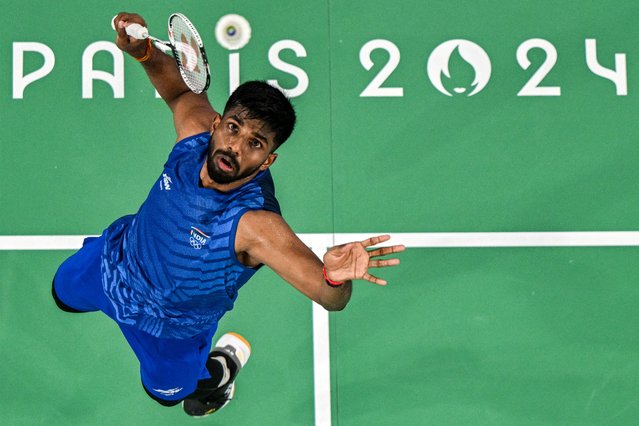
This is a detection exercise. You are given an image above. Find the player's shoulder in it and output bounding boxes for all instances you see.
[173,94,218,143]
[235,209,301,265]
[237,210,292,243]
[176,130,210,145]
[163,132,208,168]
[228,170,280,214]
[241,209,283,225]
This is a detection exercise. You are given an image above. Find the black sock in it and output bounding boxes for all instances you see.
[206,355,228,387]
[187,354,230,400]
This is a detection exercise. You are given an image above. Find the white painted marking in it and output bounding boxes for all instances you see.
[308,238,333,426]
[0,235,95,250]
[333,231,639,248]
[312,301,331,426]
[4,232,639,251]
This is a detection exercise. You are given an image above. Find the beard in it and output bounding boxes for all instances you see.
[206,145,261,185]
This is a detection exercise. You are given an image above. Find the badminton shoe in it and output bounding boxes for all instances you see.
[183,332,251,417]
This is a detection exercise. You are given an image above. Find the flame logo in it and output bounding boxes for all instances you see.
[427,40,492,97]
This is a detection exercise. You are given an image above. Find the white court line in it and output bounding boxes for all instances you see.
[332,231,639,247]
[3,230,639,426]
[0,235,95,250]
[305,236,334,426]
[4,231,639,250]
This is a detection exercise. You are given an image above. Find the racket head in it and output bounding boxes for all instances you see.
[168,13,211,94]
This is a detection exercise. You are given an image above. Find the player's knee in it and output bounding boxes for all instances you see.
[51,279,85,313]
[143,384,183,407]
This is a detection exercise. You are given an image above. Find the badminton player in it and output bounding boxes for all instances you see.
[52,12,404,417]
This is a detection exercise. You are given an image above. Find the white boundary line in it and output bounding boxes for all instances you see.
[304,236,334,426]
[332,231,639,247]
[4,231,639,250]
[0,235,94,250]
[4,230,639,426]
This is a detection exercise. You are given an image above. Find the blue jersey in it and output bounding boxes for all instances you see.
[101,132,281,339]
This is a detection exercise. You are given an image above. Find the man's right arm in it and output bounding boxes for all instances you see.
[113,12,217,141]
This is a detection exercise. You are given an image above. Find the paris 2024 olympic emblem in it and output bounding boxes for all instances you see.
[427,39,492,97]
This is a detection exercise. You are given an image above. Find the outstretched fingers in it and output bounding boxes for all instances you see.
[331,235,405,285]
[362,272,388,286]
[360,235,406,256]
[361,234,392,248]
[367,244,406,258]
[362,236,405,285]
[369,258,401,268]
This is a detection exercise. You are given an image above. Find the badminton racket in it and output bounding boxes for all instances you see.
[112,13,210,94]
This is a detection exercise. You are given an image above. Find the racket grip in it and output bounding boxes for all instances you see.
[125,23,149,40]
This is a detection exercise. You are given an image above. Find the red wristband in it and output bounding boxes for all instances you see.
[134,38,153,62]
[323,266,344,287]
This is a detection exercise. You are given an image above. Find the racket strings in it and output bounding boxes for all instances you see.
[170,16,209,93]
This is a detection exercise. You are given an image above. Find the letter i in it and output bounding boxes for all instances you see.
[215,14,252,95]
[229,52,240,95]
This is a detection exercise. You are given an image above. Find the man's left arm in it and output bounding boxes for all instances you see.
[235,211,405,311]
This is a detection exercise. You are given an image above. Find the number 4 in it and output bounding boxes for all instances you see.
[585,39,627,96]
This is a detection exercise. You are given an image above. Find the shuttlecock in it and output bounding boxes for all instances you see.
[215,14,252,50]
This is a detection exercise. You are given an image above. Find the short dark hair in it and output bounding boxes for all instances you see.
[223,81,296,148]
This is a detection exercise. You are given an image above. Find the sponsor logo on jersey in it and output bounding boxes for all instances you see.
[160,173,173,191]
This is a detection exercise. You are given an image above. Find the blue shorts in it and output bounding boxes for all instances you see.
[53,235,214,401]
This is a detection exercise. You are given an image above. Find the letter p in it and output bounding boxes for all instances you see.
[13,42,55,99]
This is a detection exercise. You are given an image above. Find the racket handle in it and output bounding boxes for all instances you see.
[111,16,149,40]
[125,23,149,40]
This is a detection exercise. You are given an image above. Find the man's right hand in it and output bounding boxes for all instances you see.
[113,12,148,59]
[111,11,216,141]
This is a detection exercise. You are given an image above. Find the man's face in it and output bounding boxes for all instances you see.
[206,109,278,185]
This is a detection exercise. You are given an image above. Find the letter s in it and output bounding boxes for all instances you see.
[267,40,308,98]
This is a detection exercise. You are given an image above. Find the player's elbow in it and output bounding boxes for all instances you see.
[324,301,348,312]
[320,286,352,311]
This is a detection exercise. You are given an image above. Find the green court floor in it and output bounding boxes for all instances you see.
[2,247,639,424]
[3,1,639,424]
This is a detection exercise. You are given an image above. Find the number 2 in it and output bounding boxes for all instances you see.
[359,39,404,97]
[517,38,561,96]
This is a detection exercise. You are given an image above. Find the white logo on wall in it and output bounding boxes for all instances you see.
[10,15,308,100]
[427,39,491,97]
[358,38,626,97]
[9,28,626,99]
